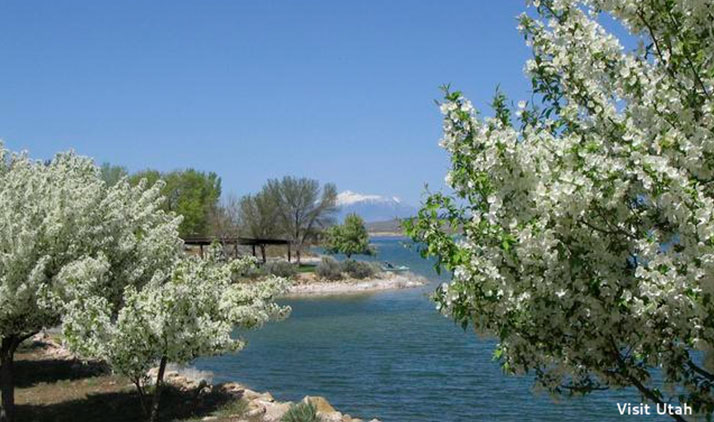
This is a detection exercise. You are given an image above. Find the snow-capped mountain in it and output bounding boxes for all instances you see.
[336,190,417,222]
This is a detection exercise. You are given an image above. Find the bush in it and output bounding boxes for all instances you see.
[315,257,343,281]
[264,260,298,278]
[281,401,319,422]
[340,259,379,279]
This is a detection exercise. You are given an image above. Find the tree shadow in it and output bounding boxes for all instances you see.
[17,384,236,422]
[14,357,109,388]
[14,340,109,388]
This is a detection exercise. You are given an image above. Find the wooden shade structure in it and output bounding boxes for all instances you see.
[182,236,292,262]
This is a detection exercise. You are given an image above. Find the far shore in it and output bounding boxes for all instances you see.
[367,231,406,237]
[285,271,428,297]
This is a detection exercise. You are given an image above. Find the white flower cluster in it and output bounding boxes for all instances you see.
[411,0,714,411]
[0,144,181,342]
[0,143,290,396]
[62,253,290,384]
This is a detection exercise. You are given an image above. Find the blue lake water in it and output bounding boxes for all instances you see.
[196,237,669,421]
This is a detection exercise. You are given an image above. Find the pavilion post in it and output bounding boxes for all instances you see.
[252,244,256,257]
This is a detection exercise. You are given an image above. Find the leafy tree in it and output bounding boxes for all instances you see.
[99,162,128,187]
[63,253,290,422]
[238,191,281,261]
[265,177,337,265]
[406,1,714,420]
[324,213,374,259]
[208,194,241,241]
[0,145,181,422]
[130,169,222,238]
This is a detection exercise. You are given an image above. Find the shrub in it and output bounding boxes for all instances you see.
[315,257,343,281]
[281,401,319,422]
[215,399,249,418]
[264,260,298,278]
[340,259,378,279]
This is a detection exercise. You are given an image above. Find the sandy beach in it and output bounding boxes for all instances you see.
[285,271,428,297]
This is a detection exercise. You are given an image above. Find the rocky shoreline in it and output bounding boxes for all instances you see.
[147,367,378,422]
[30,333,380,422]
[286,271,427,297]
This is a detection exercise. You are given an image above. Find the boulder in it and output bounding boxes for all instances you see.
[259,392,275,402]
[301,395,336,413]
[262,401,292,422]
[245,404,266,419]
[241,388,262,401]
[318,411,343,422]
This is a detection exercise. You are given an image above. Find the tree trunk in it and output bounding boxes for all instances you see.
[148,356,168,422]
[260,245,266,263]
[0,336,18,422]
[296,248,301,266]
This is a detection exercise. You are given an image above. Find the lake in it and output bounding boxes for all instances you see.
[196,237,667,421]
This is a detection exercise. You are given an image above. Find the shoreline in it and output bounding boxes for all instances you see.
[367,231,406,238]
[285,271,428,297]
[26,333,380,422]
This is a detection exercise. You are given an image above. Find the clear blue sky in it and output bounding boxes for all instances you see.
[0,1,532,205]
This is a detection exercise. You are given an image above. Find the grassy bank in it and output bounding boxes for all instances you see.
[14,338,255,422]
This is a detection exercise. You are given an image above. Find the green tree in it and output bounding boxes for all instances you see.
[406,1,714,419]
[324,213,374,259]
[265,176,337,265]
[99,162,128,187]
[130,169,221,238]
[208,194,241,241]
[238,191,281,262]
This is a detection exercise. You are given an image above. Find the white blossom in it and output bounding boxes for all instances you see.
[407,0,714,413]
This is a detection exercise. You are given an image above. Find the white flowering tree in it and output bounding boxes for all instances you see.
[405,0,714,420]
[0,144,182,422]
[63,252,290,422]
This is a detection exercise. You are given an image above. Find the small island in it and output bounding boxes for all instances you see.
[263,213,426,297]
[287,265,427,297]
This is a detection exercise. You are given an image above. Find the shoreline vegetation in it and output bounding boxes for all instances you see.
[19,333,380,422]
[264,253,428,297]
[286,271,427,297]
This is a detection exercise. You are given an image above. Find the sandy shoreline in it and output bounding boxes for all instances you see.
[285,271,428,297]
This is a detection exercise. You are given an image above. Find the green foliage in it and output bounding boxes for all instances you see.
[410,0,714,415]
[315,257,343,281]
[214,398,249,418]
[263,260,298,278]
[324,213,374,259]
[340,260,379,279]
[130,169,222,238]
[281,401,319,422]
[264,176,337,263]
[239,191,280,239]
[99,162,128,187]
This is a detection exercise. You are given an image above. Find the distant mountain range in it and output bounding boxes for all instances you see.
[336,190,417,223]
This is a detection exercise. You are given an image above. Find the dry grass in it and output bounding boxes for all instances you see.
[13,340,251,422]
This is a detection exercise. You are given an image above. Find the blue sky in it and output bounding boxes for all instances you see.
[0,1,533,205]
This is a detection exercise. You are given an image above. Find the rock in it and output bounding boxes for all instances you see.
[301,396,336,413]
[245,405,266,418]
[242,388,261,400]
[262,401,292,422]
[318,411,343,422]
[201,417,217,421]
[259,392,275,402]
